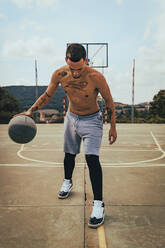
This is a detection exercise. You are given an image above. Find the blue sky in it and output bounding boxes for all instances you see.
[0,0,165,104]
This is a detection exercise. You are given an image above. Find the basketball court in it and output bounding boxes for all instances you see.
[0,123,165,248]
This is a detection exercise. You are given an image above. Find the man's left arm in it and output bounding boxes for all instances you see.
[96,74,117,144]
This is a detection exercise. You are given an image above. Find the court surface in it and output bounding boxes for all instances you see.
[0,123,165,248]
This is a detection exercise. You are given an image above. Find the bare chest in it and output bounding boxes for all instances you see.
[61,77,97,98]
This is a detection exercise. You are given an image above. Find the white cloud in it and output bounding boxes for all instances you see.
[130,0,165,102]
[0,12,7,20]
[11,0,33,8]
[143,20,155,40]
[105,0,165,104]
[114,0,124,5]
[11,0,59,8]
[101,65,132,104]
[2,37,58,59]
[138,6,165,73]
[20,20,46,32]
[153,0,165,8]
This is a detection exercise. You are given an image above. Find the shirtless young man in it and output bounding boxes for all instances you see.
[21,43,117,228]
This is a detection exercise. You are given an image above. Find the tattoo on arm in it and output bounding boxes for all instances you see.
[31,94,48,113]
[39,96,47,106]
[107,107,113,121]
[46,91,51,98]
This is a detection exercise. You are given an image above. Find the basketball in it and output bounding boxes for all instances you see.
[8,115,37,144]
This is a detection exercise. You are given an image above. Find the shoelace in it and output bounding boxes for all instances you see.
[91,202,104,219]
[60,180,71,192]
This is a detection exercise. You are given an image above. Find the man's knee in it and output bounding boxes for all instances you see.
[64,153,76,162]
[85,154,100,166]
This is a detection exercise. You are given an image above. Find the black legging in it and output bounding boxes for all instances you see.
[64,153,76,180]
[64,153,103,201]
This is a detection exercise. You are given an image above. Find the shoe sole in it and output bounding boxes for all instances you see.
[58,185,73,199]
[88,216,104,228]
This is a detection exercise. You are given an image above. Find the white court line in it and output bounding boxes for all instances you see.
[15,131,165,167]
[17,144,63,165]
[1,163,165,168]
[22,149,159,152]
[150,131,165,154]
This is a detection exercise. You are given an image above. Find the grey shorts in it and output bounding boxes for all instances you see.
[63,111,103,155]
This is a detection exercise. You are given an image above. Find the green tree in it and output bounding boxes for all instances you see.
[0,87,20,123]
[149,90,165,123]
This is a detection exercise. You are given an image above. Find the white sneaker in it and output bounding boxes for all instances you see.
[88,200,104,228]
[58,179,73,199]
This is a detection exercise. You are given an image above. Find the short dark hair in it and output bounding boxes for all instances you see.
[66,43,86,62]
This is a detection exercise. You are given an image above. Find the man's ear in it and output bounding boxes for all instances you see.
[85,57,89,65]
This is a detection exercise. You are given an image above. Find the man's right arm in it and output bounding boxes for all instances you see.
[94,72,117,144]
[19,71,60,116]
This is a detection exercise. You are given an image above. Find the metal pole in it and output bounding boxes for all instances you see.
[106,43,108,67]
[86,44,89,65]
[131,59,135,123]
[35,59,38,101]
[102,59,104,75]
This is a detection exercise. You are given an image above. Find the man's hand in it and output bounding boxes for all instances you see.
[14,109,33,118]
[109,127,117,145]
